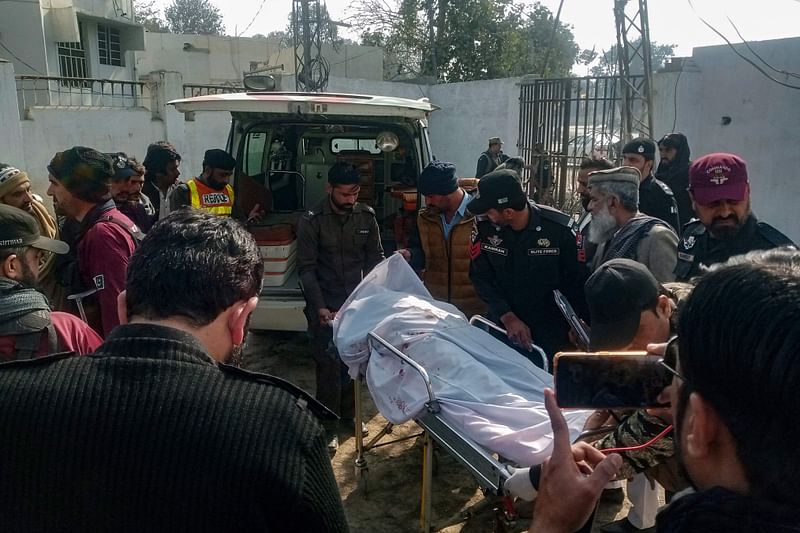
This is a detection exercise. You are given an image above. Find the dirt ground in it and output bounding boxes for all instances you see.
[243,331,646,533]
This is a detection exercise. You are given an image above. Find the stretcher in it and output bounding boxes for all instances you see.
[351,316,548,532]
[335,255,587,531]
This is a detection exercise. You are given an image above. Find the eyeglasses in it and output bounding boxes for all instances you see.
[659,336,688,383]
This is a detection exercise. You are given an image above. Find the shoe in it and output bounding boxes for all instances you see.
[327,435,339,455]
[601,517,655,533]
[601,486,625,504]
[340,419,369,438]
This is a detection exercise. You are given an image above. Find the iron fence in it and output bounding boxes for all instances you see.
[518,75,642,211]
[182,84,244,98]
[15,76,151,117]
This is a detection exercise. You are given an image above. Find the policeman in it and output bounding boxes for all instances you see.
[622,139,681,233]
[676,152,795,281]
[296,162,384,453]
[468,170,588,363]
[475,137,510,178]
[171,149,235,217]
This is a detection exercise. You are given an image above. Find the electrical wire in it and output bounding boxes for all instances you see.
[239,0,268,36]
[726,16,800,80]
[0,41,45,74]
[600,424,674,455]
[687,0,800,91]
[671,64,682,132]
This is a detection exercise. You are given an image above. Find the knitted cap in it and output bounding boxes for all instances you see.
[0,164,30,199]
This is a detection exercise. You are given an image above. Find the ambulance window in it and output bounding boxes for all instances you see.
[242,130,269,176]
[331,138,381,154]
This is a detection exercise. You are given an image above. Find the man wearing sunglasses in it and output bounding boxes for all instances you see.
[530,248,800,533]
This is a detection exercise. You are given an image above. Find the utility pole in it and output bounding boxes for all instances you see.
[613,0,654,141]
[292,0,329,92]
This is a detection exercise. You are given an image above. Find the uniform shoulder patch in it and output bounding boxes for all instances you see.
[536,204,573,227]
[653,177,675,196]
[682,219,705,236]
[756,222,795,247]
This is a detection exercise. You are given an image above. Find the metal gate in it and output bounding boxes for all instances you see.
[518,75,643,213]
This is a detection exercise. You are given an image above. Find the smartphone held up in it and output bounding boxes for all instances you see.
[554,351,673,409]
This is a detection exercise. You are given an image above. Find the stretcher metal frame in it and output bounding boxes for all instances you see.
[352,315,548,532]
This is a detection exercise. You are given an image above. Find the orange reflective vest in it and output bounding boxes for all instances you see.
[187,178,234,217]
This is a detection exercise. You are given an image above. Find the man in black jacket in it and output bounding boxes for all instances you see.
[468,170,588,362]
[675,152,794,281]
[0,210,349,533]
[528,248,800,533]
[622,139,680,233]
[656,133,694,226]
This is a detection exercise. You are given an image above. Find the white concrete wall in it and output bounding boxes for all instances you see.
[0,61,28,170]
[0,0,49,76]
[18,106,163,194]
[135,33,384,86]
[428,77,522,178]
[652,38,800,242]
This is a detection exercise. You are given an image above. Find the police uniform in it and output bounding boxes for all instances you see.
[296,165,385,440]
[297,199,384,314]
[623,139,681,233]
[469,199,588,360]
[475,137,509,178]
[675,215,794,281]
[639,174,680,232]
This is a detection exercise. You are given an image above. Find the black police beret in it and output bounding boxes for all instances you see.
[203,149,236,171]
[328,163,361,185]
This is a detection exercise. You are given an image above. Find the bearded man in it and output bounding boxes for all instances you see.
[587,167,678,282]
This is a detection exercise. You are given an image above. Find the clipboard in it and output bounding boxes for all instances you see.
[553,289,590,349]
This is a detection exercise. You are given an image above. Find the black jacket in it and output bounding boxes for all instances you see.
[0,324,349,532]
[297,199,384,315]
[655,135,694,228]
[675,214,795,281]
[469,201,588,356]
[639,175,680,233]
[657,487,799,532]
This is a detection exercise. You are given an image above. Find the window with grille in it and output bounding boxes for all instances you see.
[57,37,88,87]
[98,25,122,66]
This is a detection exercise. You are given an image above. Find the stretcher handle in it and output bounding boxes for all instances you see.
[367,331,438,408]
[469,315,549,372]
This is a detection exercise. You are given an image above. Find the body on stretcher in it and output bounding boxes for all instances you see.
[335,255,588,531]
[355,329,521,532]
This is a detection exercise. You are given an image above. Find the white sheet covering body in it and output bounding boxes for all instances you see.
[333,254,588,466]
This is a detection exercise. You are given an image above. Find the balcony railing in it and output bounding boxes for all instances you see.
[182,83,244,98]
[15,76,151,117]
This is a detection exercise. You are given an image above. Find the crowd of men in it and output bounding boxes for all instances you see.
[0,129,796,532]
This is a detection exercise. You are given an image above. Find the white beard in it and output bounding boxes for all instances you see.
[588,205,618,244]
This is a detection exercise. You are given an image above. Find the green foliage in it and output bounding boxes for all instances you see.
[164,0,225,35]
[349,0,579,82]
[133,0,169,32]
[587,39,676,76]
